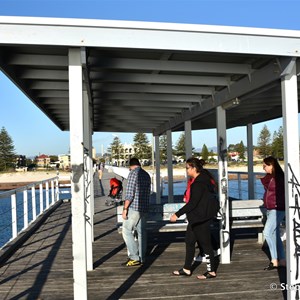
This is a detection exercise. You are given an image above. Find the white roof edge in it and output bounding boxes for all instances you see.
[1,15,300,38]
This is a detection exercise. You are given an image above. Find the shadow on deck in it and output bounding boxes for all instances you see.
[0,171,286,299]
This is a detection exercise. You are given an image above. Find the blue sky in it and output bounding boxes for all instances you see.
[0,0,299,156]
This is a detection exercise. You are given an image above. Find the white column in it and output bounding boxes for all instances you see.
[184,120,192,159]
[216,106,230,264]
[281,58,299,300]
[83,90,94,271]
[166,130,173,203]
[69,48,87,300]
[155,135,161,204]
[247,124,254,199]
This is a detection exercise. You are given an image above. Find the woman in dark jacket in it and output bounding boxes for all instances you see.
[261,156,285,270]
[170,157,218,279]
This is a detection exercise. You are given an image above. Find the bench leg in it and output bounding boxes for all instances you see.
[257,231,264,244]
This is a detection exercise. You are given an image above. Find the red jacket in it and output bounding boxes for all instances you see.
[261,173,285,210]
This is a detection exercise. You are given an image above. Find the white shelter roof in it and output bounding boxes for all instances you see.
[0,16,299,135]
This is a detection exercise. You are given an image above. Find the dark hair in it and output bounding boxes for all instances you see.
[129,157,141,166]
[186,157,203,173]
[199,159,206,166]
[263,156,284,178]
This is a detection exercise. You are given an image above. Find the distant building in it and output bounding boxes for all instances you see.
[36,154,50,167]
[58,154,71,170]
[112,143,135,167]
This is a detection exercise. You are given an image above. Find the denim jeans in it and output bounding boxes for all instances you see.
[263,209,285,261]
[122,209,147,262]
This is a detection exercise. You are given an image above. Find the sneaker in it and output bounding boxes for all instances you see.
[123,259,141,267]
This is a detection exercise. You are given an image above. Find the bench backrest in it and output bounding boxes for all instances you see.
[229,199,265,218]
[117,203,186,224]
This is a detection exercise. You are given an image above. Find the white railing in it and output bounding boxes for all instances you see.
[0,176,59,248]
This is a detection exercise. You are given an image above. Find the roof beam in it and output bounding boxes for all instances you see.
[93,92,203,102]
[153,57,290,135]
[89,57,252,75]
[7,54,68,66]
[92,73,231,86]
[99,83,214,95]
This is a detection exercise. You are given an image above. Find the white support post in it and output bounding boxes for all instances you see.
[247,124,255,199]
[155,135,161,204]
[11,194,17,239]
[45,181,49,209]
[23,190,28,229]
[151,134,155,194]
[184,120,192,159]
[31,186,36,221]
[281,58,299,300]
[39,183,43,214]
[166,130,174,203]
[69,47,88,300]
[216,106,230,264]
[83,89,94,271]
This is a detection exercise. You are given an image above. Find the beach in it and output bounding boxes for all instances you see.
[0,164,265,186]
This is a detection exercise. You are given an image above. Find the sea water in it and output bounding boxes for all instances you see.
[162,179,265,200]
[0,188,71,248]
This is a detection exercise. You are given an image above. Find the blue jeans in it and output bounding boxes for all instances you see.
[122,209,147,262]
[263,209,285,261]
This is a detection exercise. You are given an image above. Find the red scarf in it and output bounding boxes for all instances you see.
[183,177,195,203]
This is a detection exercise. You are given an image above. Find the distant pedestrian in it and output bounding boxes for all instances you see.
[121,157,151,266]
[261,156,286,270]
[98,162,104,181]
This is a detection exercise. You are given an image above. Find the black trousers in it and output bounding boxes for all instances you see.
[183,219,217,272]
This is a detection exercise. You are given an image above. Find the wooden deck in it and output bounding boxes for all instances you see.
[0,171,286,299]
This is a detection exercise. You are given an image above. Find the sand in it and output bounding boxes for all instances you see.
[0,170,71,183]
[0,164,265,184]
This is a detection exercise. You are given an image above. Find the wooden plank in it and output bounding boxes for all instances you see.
[0,171,287,300]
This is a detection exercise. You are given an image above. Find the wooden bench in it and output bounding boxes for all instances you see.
[229,199,266,243]
[117,200,266,243]
[117,203,187,233]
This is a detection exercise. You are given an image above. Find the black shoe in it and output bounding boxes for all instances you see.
[264,262,277,270]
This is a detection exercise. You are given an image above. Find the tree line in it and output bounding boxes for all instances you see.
[0,124,285,172]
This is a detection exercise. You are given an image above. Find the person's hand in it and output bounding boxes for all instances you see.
[122,209,128,220]
[170,214,178,223]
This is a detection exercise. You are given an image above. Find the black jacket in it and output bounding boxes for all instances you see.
[175,172,218,225]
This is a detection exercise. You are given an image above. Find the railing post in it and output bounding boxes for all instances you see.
[51,180,55,204]
[46,181,49,209]
[39,183,43,214]
[55,178,59,202]
[32,186,36,221]
[23,189,28,229]
[237,173,242,199]
[11,193,17,239]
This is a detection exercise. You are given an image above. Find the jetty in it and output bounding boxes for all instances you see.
[0,170,286,299]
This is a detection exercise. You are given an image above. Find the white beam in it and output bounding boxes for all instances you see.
[166,130,174,203]
[247,124,254,199]
[216,106,230,264]
[1,17,300,57]
[155,135,161,204]
[83,90,93,272]
[281,58,300,300]
[185,120,192,159]
[69,48,87,300]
